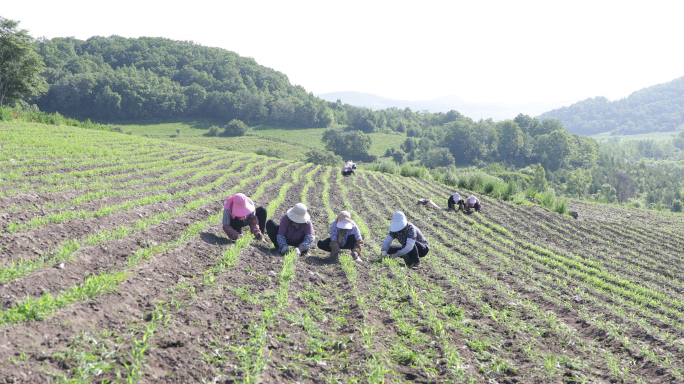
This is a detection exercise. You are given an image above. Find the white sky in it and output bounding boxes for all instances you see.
[3,0,683,104]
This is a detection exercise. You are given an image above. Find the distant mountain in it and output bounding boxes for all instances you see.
[538,76,684,136]
[316,91,572,121]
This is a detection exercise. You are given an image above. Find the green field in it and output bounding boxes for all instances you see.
[590,128,684,142]
[117,120,407,159]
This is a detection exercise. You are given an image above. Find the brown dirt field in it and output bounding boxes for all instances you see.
[2,127,684,383]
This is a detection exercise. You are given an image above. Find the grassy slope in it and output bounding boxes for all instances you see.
[117,120,406,159]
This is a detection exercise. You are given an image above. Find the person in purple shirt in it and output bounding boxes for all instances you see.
[266,203,316,256]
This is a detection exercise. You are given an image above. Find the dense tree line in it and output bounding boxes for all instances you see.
[31,36,333,126]
[380,113,599,172]
[538,76,684,135]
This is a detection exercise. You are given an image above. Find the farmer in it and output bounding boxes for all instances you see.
[464,195,482,213]
[346,160,357,169]
[380,211,429,270]
[222,193,266,241]
[447,191,465,212]
[266,203,315,256]
[341,164,354,176]
[317,210,364,262]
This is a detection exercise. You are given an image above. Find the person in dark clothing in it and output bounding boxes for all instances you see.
[317,210,364,262]
[222,193,266,241]
[380,211,429,270]
[447,191,465,212]
[266,203,315,256]
[341,165,354,176]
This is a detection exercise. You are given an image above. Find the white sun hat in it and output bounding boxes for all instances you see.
[336,210,353,229]
[389,211,408,232]
[287,203,310,223]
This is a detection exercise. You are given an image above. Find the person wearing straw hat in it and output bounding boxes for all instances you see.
[266,203,316,256]
[317,210,364,262]
[222,193,266,241]
[380,211,429,270]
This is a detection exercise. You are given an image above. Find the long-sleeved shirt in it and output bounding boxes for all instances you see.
[466,195,479,207]
[381,221,429,257]
[328,219,362,247]
[276,215,315,251]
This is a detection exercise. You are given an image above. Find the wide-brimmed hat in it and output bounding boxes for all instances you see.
[336,211,353,229]
[287,203,310,223]
[389,211,408,232]
[229,193,255,217]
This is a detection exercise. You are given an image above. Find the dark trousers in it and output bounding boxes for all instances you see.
[342,170,354,176]
[317,235,357,252]
[230,206,266,234]
[447,196,464,210]
[387,243,429,266]
[265,219,308,254]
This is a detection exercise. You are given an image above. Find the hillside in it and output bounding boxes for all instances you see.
[1,121,684,382]
[539,76,684,135]
[33,36,332,126]
[317,91,570,121]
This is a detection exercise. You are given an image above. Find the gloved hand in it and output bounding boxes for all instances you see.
[351,251,362,262]
[381,250,387,258]
[254,233,264,241]
[279,244,289,255]
[294,247,301,256]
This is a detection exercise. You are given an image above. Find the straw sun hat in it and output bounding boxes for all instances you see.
[287,203,310,223]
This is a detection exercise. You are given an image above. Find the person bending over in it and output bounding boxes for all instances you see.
[222,193,266,241]
[380,211,429,270]
[447,191,465,212]
[266,203,315,256]
[317,210,364,262]
[464,195,481,213]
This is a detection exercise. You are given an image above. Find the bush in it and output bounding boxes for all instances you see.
[483,180,496,194]
[305,149,343,166]
[366,160,398,174]
[204,125,220,137]
[224,119,248,137]
[672,199,683,212]
[554,200,568,215]
[256,148,285,159]
[496,180,516,200]
[399,164,431,179]
[536,191,556,210]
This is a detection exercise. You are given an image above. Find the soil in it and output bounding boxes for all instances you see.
[0,152,683,383]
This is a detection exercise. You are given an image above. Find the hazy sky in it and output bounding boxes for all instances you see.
[3,0,682,105]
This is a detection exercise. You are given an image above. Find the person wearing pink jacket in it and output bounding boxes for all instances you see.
[222,193,266,241]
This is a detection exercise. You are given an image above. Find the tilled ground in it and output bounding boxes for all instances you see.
[2,126,684,383]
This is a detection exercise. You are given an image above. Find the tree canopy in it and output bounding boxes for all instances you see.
[0,17,47,106]
[32,36,332,126]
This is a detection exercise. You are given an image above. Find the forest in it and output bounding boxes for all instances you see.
[539,76,684,135]
[31,36,333,126]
